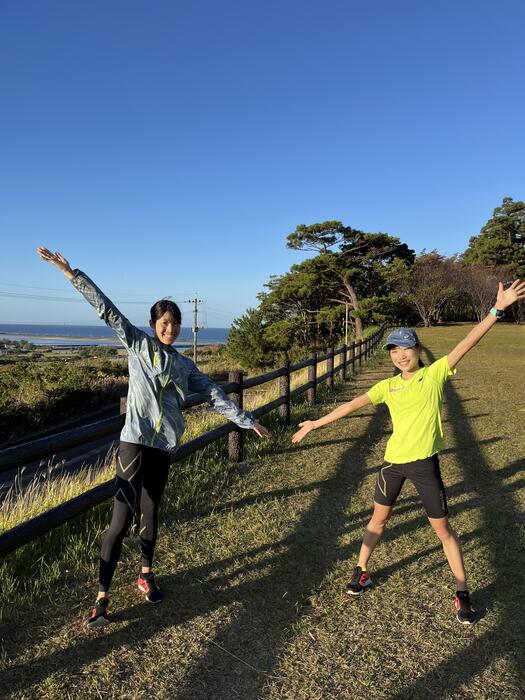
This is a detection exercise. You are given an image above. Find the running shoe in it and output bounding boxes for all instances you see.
[346,566,373,595]
[137,572,164,603]
[87,597,110,627]
[455,591,477,624]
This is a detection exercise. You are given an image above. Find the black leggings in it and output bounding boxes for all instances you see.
[99,441,171,592]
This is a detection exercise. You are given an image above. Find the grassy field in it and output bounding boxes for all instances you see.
[0,324,524,699]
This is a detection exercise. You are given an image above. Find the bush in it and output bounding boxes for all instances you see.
[0,355,128,443]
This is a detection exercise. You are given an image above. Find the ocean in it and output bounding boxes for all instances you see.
[0,324,230,347]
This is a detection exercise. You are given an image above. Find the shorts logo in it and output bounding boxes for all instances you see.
[377,463,394,497]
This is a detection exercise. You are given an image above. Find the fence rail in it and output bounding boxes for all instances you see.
[0,325,387,557]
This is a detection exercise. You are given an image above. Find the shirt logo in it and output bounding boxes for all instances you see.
[389,387,405,393]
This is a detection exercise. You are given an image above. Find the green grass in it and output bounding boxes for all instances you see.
[0,357,340,621]
[1,324,524,699]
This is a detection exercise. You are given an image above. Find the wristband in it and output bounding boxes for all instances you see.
[489,307,505,319]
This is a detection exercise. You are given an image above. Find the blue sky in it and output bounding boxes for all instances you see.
[1,0,524,326]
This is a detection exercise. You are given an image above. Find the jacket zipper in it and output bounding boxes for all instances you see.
[150,352,173,447]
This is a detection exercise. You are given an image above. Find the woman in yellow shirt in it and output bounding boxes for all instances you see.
[292,279,525,624]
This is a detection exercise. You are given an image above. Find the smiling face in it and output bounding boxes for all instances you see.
[389,344,421,375]
[150,311,181,346]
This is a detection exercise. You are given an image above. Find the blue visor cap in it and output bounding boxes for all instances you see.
[383,328,420,349]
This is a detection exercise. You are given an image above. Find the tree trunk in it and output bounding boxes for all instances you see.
[341,279,364,339]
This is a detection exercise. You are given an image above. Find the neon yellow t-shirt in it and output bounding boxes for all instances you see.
[366,356,456,463]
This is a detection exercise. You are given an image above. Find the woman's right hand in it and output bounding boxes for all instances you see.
[37,248,74,279]
[291,420,316,444]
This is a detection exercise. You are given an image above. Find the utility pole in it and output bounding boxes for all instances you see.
[345,302,349,345]
[185,296,204,363]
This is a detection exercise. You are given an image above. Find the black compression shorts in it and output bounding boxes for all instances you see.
[374,454,448,519]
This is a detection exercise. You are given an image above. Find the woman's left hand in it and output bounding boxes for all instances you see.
[252,421,271,438]
[37,247,75,279]
[496,279,525,309]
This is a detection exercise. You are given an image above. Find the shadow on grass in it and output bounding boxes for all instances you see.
[384,351,525,699]
[442,412,492,422]
[0,401,392,699]
[170,404,393,699]
[3,355,523,699]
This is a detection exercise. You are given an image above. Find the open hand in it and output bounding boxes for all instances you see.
[252,420,271,438]
[496,279,525,309]
[37,248,74,278]
[291,420,316,444]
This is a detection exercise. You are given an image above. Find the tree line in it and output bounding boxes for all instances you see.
[227,197,525,369]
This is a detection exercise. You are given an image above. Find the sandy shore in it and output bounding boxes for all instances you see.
[0,331,212,346]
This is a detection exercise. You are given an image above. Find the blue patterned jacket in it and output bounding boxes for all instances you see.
[70,270,254,452]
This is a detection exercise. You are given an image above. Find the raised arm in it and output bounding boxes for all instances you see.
[37,247,145,350]
[447,279,525,369]
[291,392,372,444]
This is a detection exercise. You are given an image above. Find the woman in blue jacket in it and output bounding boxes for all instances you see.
[38,247,269,627]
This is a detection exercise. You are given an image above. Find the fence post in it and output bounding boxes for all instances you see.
[350,342,355,374]
[307,352,317,405]
[340,345,347,381]
[228,370,244,462]
[358,339,363,368]
[327,347,334,390]
[278,362,290,425]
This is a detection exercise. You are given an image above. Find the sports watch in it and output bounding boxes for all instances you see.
[489,307,505,319]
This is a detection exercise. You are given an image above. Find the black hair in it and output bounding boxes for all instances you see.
[150,299,182,325]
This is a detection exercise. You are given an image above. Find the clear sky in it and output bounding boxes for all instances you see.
[1,0,524,326]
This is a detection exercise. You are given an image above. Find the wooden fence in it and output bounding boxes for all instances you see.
[0,324,386,557]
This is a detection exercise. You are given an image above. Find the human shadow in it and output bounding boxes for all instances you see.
[3,404,385,700]
[385,351,525,698]
[0,399,393,699]
[171,408,393,699]
[4,357,523,699]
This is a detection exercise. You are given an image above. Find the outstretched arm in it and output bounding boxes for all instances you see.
[447,279,525,369]
[187,365,270,438]
[37,247,144,350]
[291,393,371,444]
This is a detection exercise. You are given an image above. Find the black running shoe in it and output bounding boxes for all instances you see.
[346,566,373,595]
[138,573,164,603]
[87,597,110,627]
[455,591,476,624]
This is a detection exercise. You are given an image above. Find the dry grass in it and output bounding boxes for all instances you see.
[0,359,332,533]
[1,324,524,699]
[181,358,331,442]
[0,457,116,535]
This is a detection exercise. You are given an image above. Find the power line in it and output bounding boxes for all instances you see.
[0,282,195,299]
[204,305,236,319]
[0,291,197,306]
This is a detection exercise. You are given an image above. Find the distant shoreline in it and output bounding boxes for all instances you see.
[1,331,119,341]
[1,331,185,344]
[0,330,223,347]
